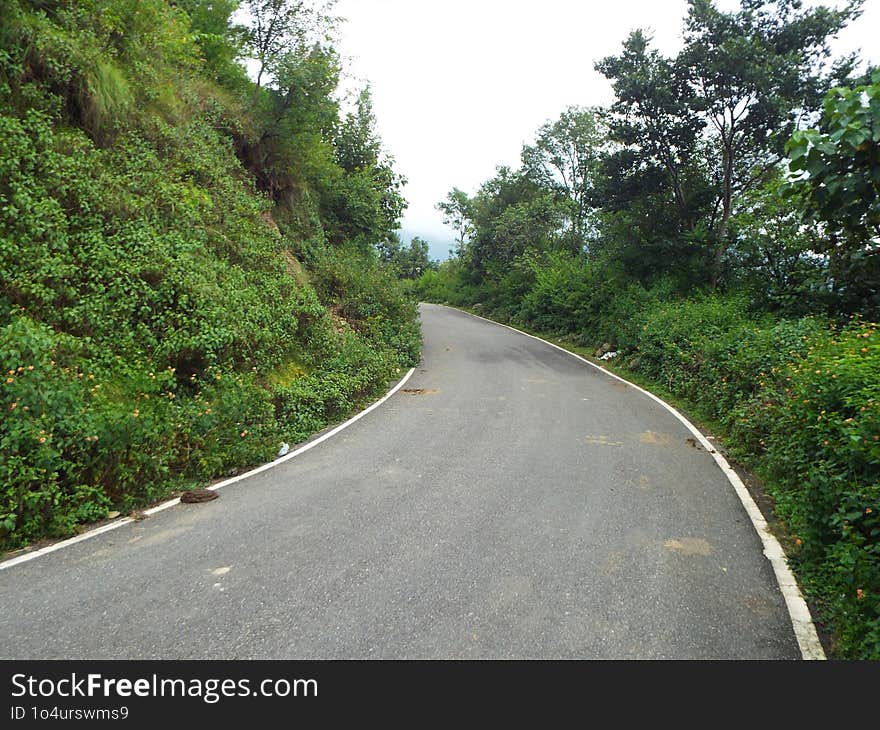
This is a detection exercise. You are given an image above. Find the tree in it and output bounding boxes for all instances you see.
[596,30,705,229]
[596,31,716,288]
[597,1,862,287]
[178,0,250,87]
[246,0,336,90]
[681,0,862,283]
[467,167,564,274]
[325,86,407,248]
[378,235,435,279]
[788,68,880,242]
[787,68,880,313]
[729,174,826,313]
[240,42,342,203]
[335,87,382,172]
[520,106,606,251]
[437,188,476,258]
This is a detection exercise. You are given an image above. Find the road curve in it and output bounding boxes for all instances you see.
[0,303,800,659]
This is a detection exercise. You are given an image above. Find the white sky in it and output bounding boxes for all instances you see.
[332,0,880,260]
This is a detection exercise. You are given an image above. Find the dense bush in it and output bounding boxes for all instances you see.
[415,260,481,308]
[518,253,593,332]
[734,321,879,657]
[0,1,420,548]
[307,244,421,366]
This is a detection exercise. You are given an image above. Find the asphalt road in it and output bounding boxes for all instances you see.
[0,303,800,659]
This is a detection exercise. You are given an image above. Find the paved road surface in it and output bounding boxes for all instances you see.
[0,303,799,658]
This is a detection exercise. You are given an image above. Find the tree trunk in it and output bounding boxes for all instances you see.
[711,137,734,289]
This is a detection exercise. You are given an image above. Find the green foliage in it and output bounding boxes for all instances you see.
[0,316,104,540]
[729,174,826,314]
[177,0,250,88]
[308,243,421,366]
[594,0,862,287]
[272,329,401,442]
[239,43,406,254]
[518,252,597,333]
[788,68,880,239]
[0,0,418,548]
[413,260,479,307]
[460,166,566,276]
[629,295,784,416]
[521,106,606,248]
[378,235,436,280]
[731,320,880,658]
[787,68,880,315]
[246,0,336,90]
[436,188,475,259]
[595,28,707,243]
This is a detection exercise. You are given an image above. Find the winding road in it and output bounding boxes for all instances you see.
[0,303,801,659]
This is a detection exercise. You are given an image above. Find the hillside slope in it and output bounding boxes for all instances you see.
[0,0,419,547]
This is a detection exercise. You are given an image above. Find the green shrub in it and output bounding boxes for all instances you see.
[273,330,401,442]
[630,294,755,403]
[735,320,880,657]
[415,261,480,307]
[0,0,420,548]
[308,244,421,368]
[519,252,594,332]
[0,316,101,541]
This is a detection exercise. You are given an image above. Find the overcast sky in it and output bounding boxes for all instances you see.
[332,0,879,260]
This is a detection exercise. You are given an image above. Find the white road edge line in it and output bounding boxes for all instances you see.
[442,303,826,661]
[0,367,416,572]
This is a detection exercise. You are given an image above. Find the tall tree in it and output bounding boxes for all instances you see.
[521,106,606,251]
[729,173,826,313]
[178,0,249,87]
[598,0,862,287]
[681,0,862,283]
[242,42,341,202]
[327,85,406,247]
[246,0,336,90]
[596,30,705,228]
[437,188,476,258]
[335,87,382,172]
[467,167,564,274]
[378,235,435,279]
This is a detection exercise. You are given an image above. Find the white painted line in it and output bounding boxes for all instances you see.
[0,367,416,572]
[442,303,826,661]
[0,518,138,572]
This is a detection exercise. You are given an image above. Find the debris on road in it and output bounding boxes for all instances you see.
[180,489,219,504]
